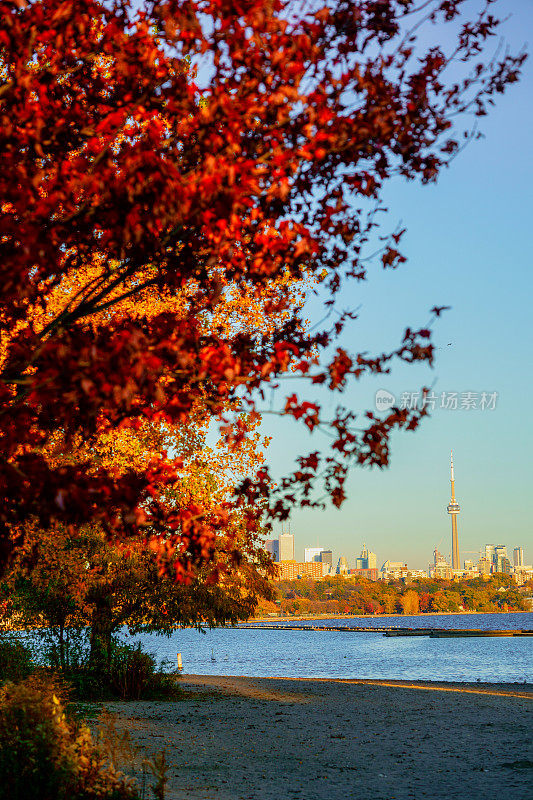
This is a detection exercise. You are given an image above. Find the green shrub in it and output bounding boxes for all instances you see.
[0,675,139,800]
[107,642,179,701]
[66,669,109,701]
[108,643,155,700]
[0,635,34,683]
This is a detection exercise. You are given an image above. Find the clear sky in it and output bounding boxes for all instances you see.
[258,1,533,570]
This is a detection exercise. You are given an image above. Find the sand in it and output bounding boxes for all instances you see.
[96,675,533,800]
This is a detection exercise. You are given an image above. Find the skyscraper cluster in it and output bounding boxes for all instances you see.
[263,454,531,584]
[265,534,378,581]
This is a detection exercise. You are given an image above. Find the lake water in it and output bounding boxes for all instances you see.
[131,612,533,684]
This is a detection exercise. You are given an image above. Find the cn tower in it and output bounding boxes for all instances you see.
[447,451,460,569]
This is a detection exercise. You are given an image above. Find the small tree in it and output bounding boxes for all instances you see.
[400,590,420,615]
[3,523,272,675]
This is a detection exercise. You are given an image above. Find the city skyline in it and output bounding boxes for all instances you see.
[271,534,528,577]
[265,451,528,572]
[266,520,529,580]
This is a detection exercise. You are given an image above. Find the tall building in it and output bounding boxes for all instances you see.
[480,544,512,574]
[493,546,507,573]
[494,544,507,562]
[381,560,410,580]
[513,547,524,568]
[274,561,323,581]
[278,532,294,561]
[497,556,511,575]
[336,556,348,575]
[447,451,461,569]
[320,550,333,576]
[264,539,279,562]
[478,556,491,576]
[304,546,325,563]
[484,544,496,565]
[494,545,507,573]
[356,543,377,570]
[431,549,452,580]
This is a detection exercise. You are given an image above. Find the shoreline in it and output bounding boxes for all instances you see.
[247,609,531,624]
[177,674,532,698]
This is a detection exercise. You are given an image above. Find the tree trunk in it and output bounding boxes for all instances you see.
[89,601,113,675]
[58,619,65,670]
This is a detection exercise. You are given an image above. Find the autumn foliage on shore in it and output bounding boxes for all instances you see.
[0,0,525,580]
[263,574,531,617]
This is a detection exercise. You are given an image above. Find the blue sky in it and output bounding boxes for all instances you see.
[259,1,533,569]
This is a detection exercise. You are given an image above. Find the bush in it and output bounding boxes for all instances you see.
[0,675,139,800]
[108,644,155,701]
[63,641,180,701]
[108,642,179,701]
[0,636,34,683]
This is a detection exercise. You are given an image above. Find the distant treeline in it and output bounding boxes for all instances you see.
[255,574,532,616]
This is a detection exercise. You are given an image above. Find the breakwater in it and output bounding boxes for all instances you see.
[238,624,533,637]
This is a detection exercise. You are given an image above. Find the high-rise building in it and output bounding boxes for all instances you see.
[495,552,511,574]
[356,543,377,570]
[278,532,294,561]
[484,544,496,565]
[274,561,323,581]
[496,556,511,574]
[513,547,524,568]
[432,549,452,580]
[483,544,509,574]
[264,539,279,562]
[447,451,461,569]
[304,547,325,563]
[381,560,410,580]
[320,550,333,576]
[478,556,491,576]
[494,544,507,561]
[336,556,348,575]
[356,545,366,569]
[493,545,508,574]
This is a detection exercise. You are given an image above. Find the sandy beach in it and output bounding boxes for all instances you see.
[96,675,533,800]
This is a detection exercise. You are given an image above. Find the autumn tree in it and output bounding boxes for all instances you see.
[3,518,272,674]
[400,589,420,615]
[0,0,525,580]
[272,576,529,617]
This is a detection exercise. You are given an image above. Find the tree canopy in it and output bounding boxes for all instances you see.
[269,575,531,616]
[2,521,272,671]
[0,0,524,578]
